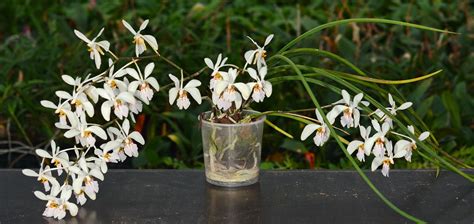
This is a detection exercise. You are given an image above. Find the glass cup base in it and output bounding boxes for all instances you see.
[206,176,259,187]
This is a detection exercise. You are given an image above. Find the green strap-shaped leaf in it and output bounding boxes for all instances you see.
[264,119,294,139]
[278,18,457,54]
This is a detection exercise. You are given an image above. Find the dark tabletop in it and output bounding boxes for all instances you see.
[0,169,473,224]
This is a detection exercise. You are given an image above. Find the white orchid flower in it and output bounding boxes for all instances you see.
[70,174,88,206]
[247,66,272,102]
[121,77,143,116]
[300,110,331,147]
[105,127,128,162]
[74,28,110,69]
[213,68,250,110]
[23,165,60,193]
[34,140,69,176]
[365,120,391,158]
[34,188,79,219]
[81,174,100,200]
[104,59,127,93]
[371,140,395,177]
[168,72,202,110]
[120,119,145,157]
[62,115,107,147]
[122,19,158,56]
[129,99,143,115]
[244,34,274,68]
[77,126,107,147]
[204,53,228,89]
[347,126,372,162]
[96,141,120,164]
[374,93,412,128]
[60,74,101,104]
[69,157,104,201]
[212,91,230,111]
[107,119,145,158]
[127,63,160,104]
[116,147,127,162]
[40,100,73,126]
[55,90,94,118]
[88,140,121,174]
[75,187,88,206]
[327,90,369,128]
[394,125,430,162]
[70,170,101,205]
[97,84,136,120]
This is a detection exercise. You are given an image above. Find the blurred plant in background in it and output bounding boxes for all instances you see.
[0,0,473,170]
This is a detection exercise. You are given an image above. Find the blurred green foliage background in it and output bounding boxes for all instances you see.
[0,0,473,170]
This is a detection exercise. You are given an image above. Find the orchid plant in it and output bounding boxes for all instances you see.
[196,19,470,222]
[165,32,430,180]
[23,17,473,223]
[22,17,275,220]
[21,19,186,220]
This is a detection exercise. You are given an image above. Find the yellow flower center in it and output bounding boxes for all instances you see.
[84,176,93,185]
[103,153,111,161]
[133,36,146,46]
[48,201,59,208]
[253,83,262,92]
[214,72,222,80]
[317,127,325,134]
[39,177,48,184]
[73,99,82,107]
[88,46,104,55]
[343,107,352,116]
[376,137,384,145]
[53,159,61,167]
[179,90,188,98]
[108,79,117,89]
[139,82,149,91]
[82,130,92,138]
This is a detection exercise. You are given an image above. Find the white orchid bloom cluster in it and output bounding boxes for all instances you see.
[167,34,274,118]
[23,19,161,220]
[171,34,272,111]
[208,35,273,113]
[212,67,251,110]
[301,90,430,177]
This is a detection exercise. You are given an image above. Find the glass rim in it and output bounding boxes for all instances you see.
[199,110,266,127]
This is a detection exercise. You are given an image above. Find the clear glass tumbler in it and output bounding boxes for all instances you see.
[200,111,265,187]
